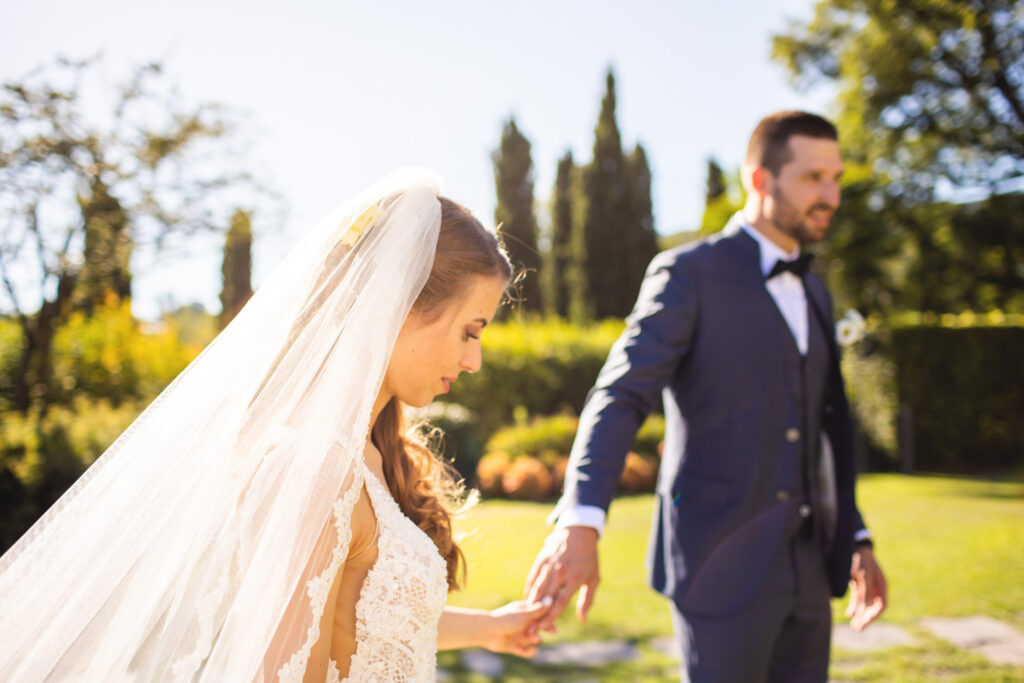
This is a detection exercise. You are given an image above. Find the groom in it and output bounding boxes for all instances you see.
[526,111,887,681]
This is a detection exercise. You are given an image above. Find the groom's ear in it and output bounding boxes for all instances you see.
[748,164,772,198]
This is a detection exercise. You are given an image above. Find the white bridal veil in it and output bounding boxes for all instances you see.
[0,169,444,681]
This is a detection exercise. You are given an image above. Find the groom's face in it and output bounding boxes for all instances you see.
[765,135,844,245]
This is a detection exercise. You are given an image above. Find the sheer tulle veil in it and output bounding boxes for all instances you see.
[0,168,445,681]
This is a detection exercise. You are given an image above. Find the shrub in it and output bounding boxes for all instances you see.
[475,451,510,498]
[501,456,553,501]
[444,318,625,442]
[51,298,198,404]
[484,413,579,460]
[619,452,660,494]
[477,413,665,500]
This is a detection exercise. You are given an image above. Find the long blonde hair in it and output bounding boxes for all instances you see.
[371,197,512,590]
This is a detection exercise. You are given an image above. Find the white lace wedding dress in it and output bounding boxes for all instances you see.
[323,463,448,682]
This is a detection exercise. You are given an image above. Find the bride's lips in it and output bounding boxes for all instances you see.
[441,377,457,393]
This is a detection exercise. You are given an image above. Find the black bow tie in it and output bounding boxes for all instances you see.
[767,253,813,280]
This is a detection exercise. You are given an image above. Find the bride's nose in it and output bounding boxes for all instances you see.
[459,343,482,373]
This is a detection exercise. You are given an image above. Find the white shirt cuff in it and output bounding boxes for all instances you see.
[553,505,607,537]
[854,528,873,543]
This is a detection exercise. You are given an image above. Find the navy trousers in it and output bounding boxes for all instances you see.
[670,519,832,682]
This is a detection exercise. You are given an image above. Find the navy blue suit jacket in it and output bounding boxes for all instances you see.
[553,223,865,617]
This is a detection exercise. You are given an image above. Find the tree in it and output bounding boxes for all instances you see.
[625,144,659,293]
[774,0,1023,195]
[219,209,254,329]
[0,56,258,411]
[700,158,744,234]
[581,70,639,319]
[544,152,576,318]
[773,0,1024,314]
[74,179,132,313]
[705,157,727,202]
[492,117,542,313]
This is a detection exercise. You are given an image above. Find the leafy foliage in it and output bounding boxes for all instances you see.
[49,297,198,404]
[773,0,1023,194]
[0,55,262,410]
[773,0,1024,316]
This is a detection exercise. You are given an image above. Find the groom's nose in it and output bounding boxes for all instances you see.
[820,179,841,208]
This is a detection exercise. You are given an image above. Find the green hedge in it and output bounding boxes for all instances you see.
[892,322,1024,472]
[443,318,625,443]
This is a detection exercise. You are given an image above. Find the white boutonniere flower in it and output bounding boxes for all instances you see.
[835,309,866,347]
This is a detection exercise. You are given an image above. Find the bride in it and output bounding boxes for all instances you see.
[0,169,548,681]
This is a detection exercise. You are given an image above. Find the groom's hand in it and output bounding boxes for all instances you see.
[524,526,600,632]
[846,545,887,631]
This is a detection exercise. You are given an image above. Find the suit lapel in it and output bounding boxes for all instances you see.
[729,228,804,360]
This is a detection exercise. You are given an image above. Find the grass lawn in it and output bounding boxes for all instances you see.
[440,473,1024,682]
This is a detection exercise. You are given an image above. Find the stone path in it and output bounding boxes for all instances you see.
[921,615,1024,667]
[831,622,919,651]
[449,616,1024,678]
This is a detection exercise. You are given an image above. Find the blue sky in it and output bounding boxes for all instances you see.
[0,0,833,319]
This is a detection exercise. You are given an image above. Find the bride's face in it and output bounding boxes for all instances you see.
[383,275,506,407]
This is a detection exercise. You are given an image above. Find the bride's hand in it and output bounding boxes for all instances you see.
[483,597,552,657]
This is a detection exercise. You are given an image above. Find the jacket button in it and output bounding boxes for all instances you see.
[798,504,812,518]
[786,428,801,442]
[776,490,791,502]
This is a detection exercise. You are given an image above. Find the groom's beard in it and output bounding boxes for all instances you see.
[771,188,836,245]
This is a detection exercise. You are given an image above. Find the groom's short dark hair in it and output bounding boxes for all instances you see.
[746,111,838,175]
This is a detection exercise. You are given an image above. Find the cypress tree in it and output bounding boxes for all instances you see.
[582,69,636,319]
[626,143,659,299]
[492,118,542,312]
[705,158,726,203]
[701,157,741,234]
[219,209,253,329]
[545,151,577,318]
[75,179,132,313]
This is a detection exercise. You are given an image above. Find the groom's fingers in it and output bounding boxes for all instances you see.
[848,548,887,630]
[524,548,548,597]
[576,579,598,622]
[856,555,887,630]
[525,558,569,632]
[546,580,580,630]
[525,557,557,606]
